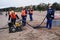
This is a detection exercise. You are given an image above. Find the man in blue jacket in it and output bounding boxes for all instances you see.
[46,4,55,29]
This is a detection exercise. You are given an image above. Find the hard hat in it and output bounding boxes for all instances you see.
[49,4,52,7]
[22,6,25,9]
[30,5,33,8]
[10,10,14,14]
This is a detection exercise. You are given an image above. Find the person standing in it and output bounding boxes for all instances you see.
[46,4,55,29]
[29,5,34,21]
[21,7,27,26]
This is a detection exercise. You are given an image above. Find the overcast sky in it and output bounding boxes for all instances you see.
[0,0,60,8]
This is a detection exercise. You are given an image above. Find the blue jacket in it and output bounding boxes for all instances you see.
[46,8,55,19]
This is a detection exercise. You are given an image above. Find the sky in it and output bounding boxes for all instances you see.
[0,0,60,8]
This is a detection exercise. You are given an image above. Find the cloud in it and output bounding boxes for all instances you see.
[0,0,60,8]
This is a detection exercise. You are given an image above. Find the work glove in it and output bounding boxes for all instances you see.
[8,20,11,23]
[51,15,54,19]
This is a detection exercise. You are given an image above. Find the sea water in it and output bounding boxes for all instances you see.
[52,19,60,26]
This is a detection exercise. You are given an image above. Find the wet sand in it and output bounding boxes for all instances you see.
[0,11,60,40]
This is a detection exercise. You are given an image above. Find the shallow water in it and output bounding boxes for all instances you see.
[52,19,60,26]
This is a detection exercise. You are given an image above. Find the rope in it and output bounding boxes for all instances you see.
[19,17,46,28]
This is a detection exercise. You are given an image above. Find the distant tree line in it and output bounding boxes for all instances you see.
[0,2,60,12]
[33,2,60,11]
[0,7,22,12]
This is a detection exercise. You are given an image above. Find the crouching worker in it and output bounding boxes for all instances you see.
[8,10,19,24]
[21,7,27,26]
[8,10,19,33]
[46,4,55,29]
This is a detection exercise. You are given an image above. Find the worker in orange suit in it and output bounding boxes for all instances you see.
[8,10,19,24]
[29,5,34,21]
[21,7,27,26]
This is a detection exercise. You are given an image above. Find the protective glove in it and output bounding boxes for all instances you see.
[8,20,11,23]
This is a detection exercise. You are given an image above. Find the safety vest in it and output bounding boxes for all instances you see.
[21,10,26,16]
[30,9,33,14]
[10,13,16,19]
